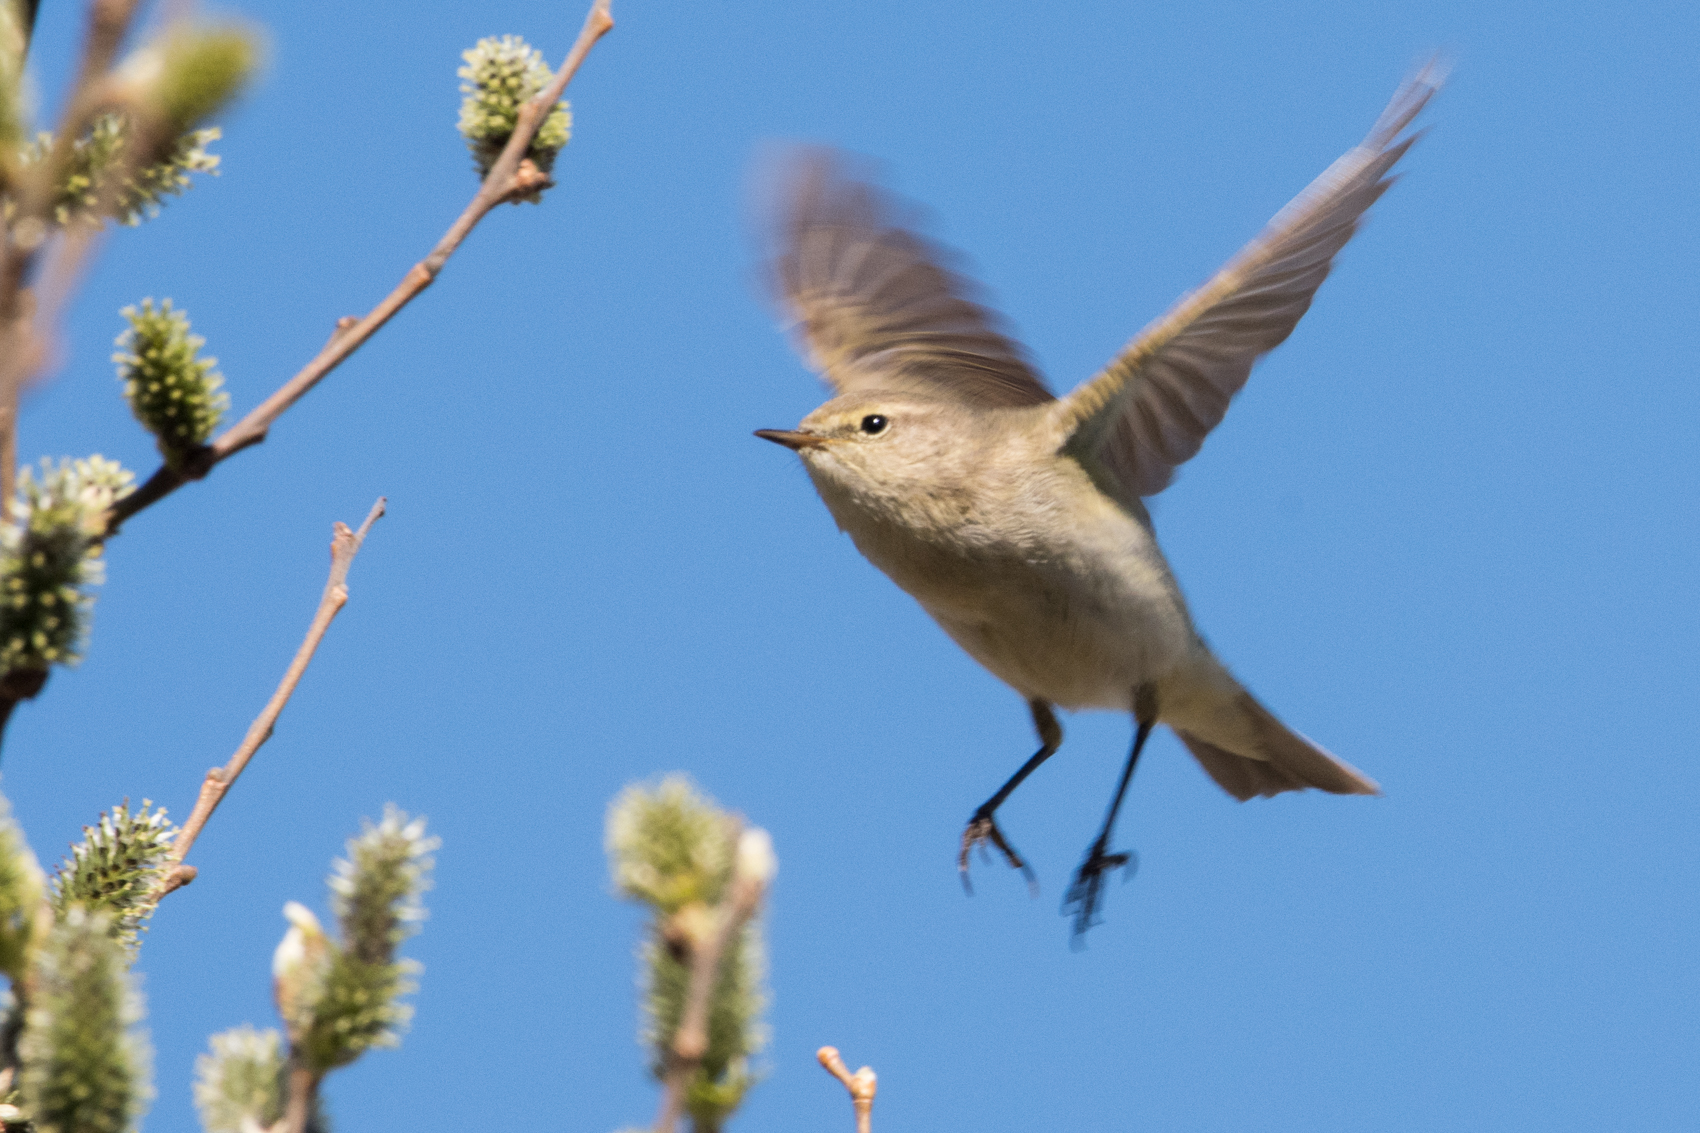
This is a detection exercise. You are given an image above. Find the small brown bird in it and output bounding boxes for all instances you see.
[756,64,1441,934]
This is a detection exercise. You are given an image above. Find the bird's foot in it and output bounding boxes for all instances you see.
[1062,836,1136,943]
[959,808,1039,897]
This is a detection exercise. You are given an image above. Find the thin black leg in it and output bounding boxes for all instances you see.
[1063,688,1158,941]
[960,699,1062,893]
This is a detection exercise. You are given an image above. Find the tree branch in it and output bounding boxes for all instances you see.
[817,1047,877,1133]
[275,1060,319,1133]
[653,820,770,1133]
[103,0,616,535]
[157,497,385,897]
[18,1,42,52]
[1,0,147,523]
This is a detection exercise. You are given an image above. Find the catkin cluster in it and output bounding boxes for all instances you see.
[457,34,572,198]
[191,1027,285,1133]
[19,909,153,1133]
[114,299,229,461]
[272,807,437,1074]
[607,777,773,1133]
[28,116,222,227]
[51,802,178,954]
[0,458,133,676]
[0,791,173,1133]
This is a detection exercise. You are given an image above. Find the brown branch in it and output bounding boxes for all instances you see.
[653,821,771,1133]
[103,0,616,535]
[817,1047,877,1133]
[275,1061,319,1133]
[0,668,48,752]
[1,0,147,522]
[157,497,385,897]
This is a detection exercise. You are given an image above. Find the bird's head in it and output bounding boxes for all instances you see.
[755,393,987,510]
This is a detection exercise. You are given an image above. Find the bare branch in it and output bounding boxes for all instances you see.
[103,0,616,535]
[274,1061,318,1133]
[158,497,386,896]
[653,819,770,1133]
[817,1047,878,1133]
[0,668,47,744]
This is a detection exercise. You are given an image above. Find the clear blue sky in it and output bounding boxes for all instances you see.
[9,1,1698,1130]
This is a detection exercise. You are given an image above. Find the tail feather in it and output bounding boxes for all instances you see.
[1176,693,1379,801]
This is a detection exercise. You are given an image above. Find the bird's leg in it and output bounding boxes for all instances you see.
[1063,686,1158,941]
[960,699,1063,894]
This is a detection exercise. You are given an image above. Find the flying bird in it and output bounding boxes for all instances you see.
[756,64,1441,935]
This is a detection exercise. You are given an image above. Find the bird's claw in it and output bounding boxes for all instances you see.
[959,811,1039,896]
[1062,838,1137,942]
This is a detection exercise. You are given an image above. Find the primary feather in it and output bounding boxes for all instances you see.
[1061,59,1445,498]
[768,150,1053,408]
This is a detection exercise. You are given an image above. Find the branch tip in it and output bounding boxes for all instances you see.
[95,0,611,533]
[356,496,387,539]
[161,502,386,897]
[818,1046,876,1133]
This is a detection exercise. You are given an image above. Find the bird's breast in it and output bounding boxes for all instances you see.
[810,460,1200,710]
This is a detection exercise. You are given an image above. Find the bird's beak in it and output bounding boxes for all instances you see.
[753,428,827,451]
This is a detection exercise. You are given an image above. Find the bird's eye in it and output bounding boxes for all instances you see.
[860,414,889,435]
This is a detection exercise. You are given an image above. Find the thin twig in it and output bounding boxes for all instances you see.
[653,821,771,1133]
[103,0,615,535]
[817,1047,877,1133]
[275,1061,318,1133]
[157,497,385,897]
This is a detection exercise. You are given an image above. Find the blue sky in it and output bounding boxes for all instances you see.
[7,0,1698,1130]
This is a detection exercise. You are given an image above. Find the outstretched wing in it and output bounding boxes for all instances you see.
[765,148,1053,408]
[1057,61,1445,497]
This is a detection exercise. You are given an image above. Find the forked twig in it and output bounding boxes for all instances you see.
[104,0,616,534]
[817,1046,877,1133]
[157,497,385,896]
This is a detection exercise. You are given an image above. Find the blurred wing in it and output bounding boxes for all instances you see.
[766,149,1053,408]
[1058,61,1444,497]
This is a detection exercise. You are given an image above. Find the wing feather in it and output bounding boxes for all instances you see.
[1058,61,1444,497]
[766,149,1053,408]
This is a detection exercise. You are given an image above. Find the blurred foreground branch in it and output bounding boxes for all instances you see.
[817,1047,877,1133]
[608,777,774,1133]
[103,0,616,535]
[652,824,774,1133]
[160,497,386,897]
[0,0,149,517]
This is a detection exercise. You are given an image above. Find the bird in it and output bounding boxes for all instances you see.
[754,64,1441,936]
